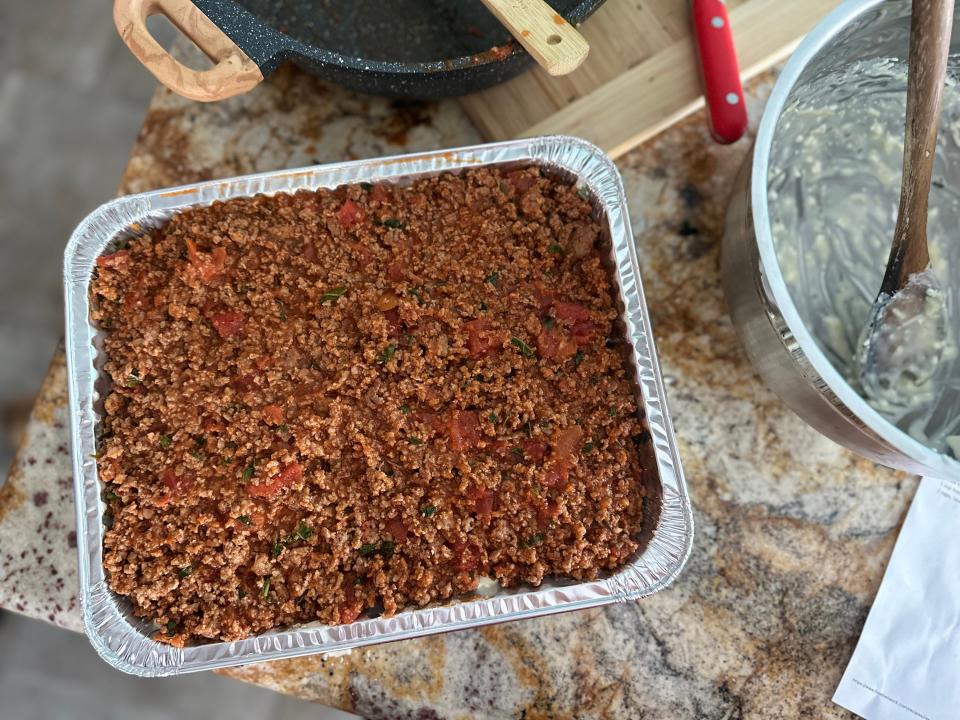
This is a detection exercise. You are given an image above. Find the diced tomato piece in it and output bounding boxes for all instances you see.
[303,242,317,263]
[159,468,192,502]
[339,573,364,623]
[208,246,227,279]
[211,311,245,339]
[452,541,480,573]
[278,462,302,484]
[262,404,284,424]
[383,308,401,330]
[369,184,389,203]
[161,468,180,492]
[489,438,511,459]
[536,500,561,528]
[186,240,227,282]
[464,318,502,359]
[387,259,406,281]
[292,382,321,399]
[202,418,225,433]
[448,410,480,452]
[543,425,584,487]
[124,290,146,308]
[506,171,535,194]
[247,461,302,498]
[231,373,254,392]
[414,411,446,434]
[553,302,591,324]
[570,320,597,345]
[337,198,360,228]
[339,600,363,624]
[536,326,560,359]
[543,468,563,487]
[347,240,372,269]
[156,631,187,648]
[530,283,555,312]
[186,238,200,264]
[96,250,130,268]
[553,425,584,459]
[469,487,496,523]
[247,481,274,498]
[522,441,547,464]
[536,326,576,362]
[386,517,408,542]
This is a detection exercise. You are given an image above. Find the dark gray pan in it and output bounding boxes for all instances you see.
[192,0,606,98]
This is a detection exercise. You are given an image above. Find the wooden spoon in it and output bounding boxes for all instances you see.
[857,0,955,405]
[478,0,590,76]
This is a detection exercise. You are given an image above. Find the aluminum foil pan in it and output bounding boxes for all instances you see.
[64,135,693,676]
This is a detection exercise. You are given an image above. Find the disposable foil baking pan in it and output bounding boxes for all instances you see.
[64,136,693,676]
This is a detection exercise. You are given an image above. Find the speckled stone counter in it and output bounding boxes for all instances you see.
[0,64,913,719]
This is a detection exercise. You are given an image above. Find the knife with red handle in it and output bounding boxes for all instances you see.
[691,0,748,144]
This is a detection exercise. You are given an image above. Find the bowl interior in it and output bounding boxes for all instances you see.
[758,0,960,473]
[235,0,588,64]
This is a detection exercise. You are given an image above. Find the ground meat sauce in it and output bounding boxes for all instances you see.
[90,166,649,645]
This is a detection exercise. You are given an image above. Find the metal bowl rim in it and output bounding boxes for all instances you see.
[751,0,960,476]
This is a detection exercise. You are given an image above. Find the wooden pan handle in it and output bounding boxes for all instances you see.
[114,0,263,102]
[478,0,590,76]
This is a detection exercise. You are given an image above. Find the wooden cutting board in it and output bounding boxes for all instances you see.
[459,0,843,156]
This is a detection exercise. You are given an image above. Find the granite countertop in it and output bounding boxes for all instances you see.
[0,64,913,719]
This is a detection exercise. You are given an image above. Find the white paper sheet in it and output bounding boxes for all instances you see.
[834,476,960,720]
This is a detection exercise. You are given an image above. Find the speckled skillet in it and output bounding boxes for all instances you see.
[116,0,606,100]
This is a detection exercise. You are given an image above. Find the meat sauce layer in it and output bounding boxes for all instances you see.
[91,165,649,645]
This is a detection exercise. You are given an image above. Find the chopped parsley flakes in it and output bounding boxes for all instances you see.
[359,540,395,558]
[510,337,536,358]
[320,286,348,304]
[378,344,397,364]
[520,533,544,548]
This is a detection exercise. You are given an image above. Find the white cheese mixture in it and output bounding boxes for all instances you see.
[768,57,960,458]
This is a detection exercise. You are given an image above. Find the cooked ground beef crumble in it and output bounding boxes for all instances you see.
[90,165,649,645]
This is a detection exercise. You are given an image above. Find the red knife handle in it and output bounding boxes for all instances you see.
[692,0,747,144]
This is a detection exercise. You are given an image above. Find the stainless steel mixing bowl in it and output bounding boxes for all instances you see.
[723,0,960,478]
